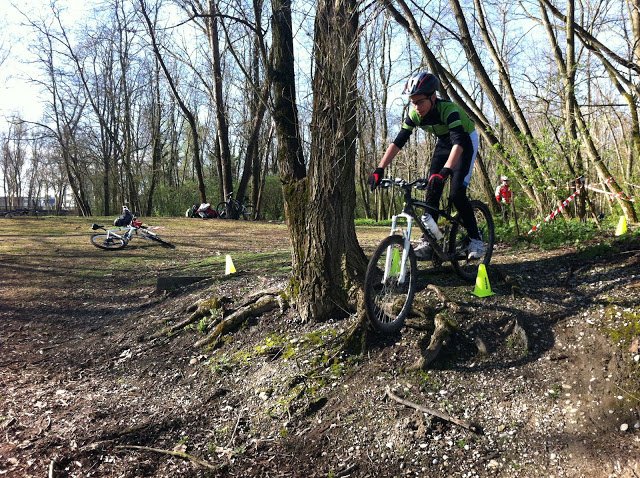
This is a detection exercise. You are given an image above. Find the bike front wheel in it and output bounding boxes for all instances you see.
[141,230,176,249]
[90,233,127,250]
[449,200,495,282]
[364,235,417,334]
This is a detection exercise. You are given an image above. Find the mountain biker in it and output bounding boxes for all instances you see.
[368,71,485,260]
[113,205,133,227]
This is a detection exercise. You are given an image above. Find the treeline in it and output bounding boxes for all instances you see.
[1,0,638,223]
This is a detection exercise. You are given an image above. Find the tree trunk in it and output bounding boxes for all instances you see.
[207,0,233,200]
[146,58,163,216]
[270,0,308,299]
[294,0,366,322]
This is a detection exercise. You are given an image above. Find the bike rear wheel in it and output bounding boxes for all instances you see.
[90,233,127,250]
[141,230,176,249]
[364,235,417,334]
[449,199,494,282]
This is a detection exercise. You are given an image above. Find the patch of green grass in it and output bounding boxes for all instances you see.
[197,317,211,334]
[546,384,562,400]
[413,370,440,392]
[505,335,528,357]
[302,328,338,347]
[180,251,291,276]
[603,308,640,348]
[354,218,392,227]
[254,333,289,355]
[231,350,253,364]
[208,353,234,375]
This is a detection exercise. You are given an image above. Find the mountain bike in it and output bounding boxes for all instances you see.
[216,193,254,220]
[90,216,175,250]
[364,177,494,334]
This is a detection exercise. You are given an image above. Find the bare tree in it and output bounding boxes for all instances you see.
[538,0,638,222]
[139,0,208,203]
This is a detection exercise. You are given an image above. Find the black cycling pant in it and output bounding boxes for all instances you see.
[425,141,480,240]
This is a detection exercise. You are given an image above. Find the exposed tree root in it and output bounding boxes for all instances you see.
[151,296,229,339]
[407,313,455,371]
[501,317,529,351]
[194,292,285,348]
[341,308,370,356]
[406,284,461,370]
[385,386,481,433]
[115,445,221,471]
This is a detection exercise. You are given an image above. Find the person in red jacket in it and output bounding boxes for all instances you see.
[494,175,512,221]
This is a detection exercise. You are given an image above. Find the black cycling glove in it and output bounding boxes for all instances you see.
[368,167,385,191]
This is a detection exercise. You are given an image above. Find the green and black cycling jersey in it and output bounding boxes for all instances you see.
[392,98,475,151]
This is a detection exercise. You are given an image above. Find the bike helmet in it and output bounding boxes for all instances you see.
[500,175,509,181]
[404,72,440,96]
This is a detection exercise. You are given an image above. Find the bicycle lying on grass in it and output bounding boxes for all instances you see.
[364,177,494,334]
[90,217,175,250]
[216,193,254,220]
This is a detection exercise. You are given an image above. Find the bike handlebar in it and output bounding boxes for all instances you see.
[379,177,428,191]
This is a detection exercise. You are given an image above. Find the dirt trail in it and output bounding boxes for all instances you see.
[1,217,639,477]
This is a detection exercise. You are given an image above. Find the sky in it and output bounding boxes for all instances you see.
[0,1,90,123]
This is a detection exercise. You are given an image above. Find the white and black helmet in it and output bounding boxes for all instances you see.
[404,72,440,96]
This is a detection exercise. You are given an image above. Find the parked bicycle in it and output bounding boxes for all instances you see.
[90,211,175,250]
[216,193,254,220]
[364,177,494,334]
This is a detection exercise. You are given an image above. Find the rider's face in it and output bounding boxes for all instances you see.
[410,94,433,116]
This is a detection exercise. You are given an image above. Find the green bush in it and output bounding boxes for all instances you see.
[258,175,284,220]
[528,218,598,249]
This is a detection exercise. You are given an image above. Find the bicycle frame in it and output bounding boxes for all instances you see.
[379,178,468,282]
[91,223,138,244]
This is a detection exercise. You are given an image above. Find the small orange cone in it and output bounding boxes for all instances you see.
[225,255,236,275]
[472,264,494,297]
[615,216,627,236]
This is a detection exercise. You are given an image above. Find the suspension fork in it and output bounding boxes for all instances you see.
[383,212,414,284]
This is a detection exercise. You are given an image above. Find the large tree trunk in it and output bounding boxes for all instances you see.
[296,0,366,322]
[629,0,640,179]
[270,0,365,323]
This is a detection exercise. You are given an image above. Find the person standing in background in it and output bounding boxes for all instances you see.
[495,175,512,221]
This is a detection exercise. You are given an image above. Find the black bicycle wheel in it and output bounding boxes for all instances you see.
[449,200,495,282]
[364,235,417,334]
[141,230,176,249]
[215,202,228,219]
[90,233,127,250]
